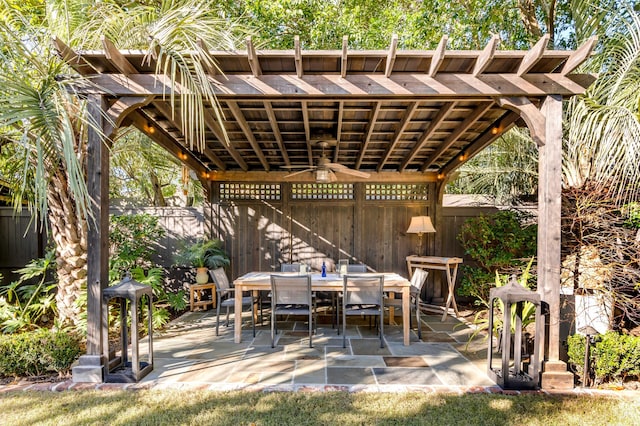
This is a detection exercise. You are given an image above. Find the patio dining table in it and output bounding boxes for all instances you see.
[233,272,412,346]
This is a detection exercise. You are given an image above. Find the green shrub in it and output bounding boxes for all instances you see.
[457,210,537,302]
[0,329,82,378]
[567,331,640,385]
[109,213,166,280]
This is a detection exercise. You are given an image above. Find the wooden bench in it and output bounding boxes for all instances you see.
[189,283,216,311]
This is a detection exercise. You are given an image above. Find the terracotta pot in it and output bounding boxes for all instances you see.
[195,267,209,284]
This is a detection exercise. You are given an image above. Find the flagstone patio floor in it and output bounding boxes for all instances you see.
[137,308,496,392]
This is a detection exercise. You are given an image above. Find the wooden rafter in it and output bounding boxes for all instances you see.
[377,102,419,171]
[301,101,313,165]
[473,35,500,76]
[429,36,448,77]
[227,101,270,170]
[207,170,438,183]
[201,109,247,170]
[385,34,398,78]
[355,102,381,169]
[264,101,290,166]
[439,111,520,176]
[51,36,96,74]
[518,34,550,76]
[196,39,218,76]
[246,36,262,77]
[333,101,344,163]
[399,102,455,171]
[561,35,598,75]
[341,36,349,78]
[421,102,493,171]
[294,35,303,78]
[151,101,227,170]
[128,110,208,177]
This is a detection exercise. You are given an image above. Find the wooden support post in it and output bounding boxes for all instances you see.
[73,94,110,383]
[537,94,573,389]
[432,180,446,302]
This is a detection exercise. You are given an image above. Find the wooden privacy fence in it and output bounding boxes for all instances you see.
[0,208,45,284]
[2,196,506,301]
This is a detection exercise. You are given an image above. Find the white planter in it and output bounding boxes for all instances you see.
[575,290,612,335]
[195,267,210,284]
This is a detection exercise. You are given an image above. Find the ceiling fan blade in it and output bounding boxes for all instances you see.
[285,169,314,178]
[327,163,371,178]
[281,165,317,169]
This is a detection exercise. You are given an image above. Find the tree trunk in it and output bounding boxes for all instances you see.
[48,167,88,326]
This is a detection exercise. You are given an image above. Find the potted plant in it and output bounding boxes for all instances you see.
[175,239,230,283]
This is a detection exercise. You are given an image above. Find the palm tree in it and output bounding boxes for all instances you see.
[0,1,242,326]
[564,2,640,201]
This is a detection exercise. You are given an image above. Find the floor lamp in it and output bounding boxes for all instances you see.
[406,216,436,256]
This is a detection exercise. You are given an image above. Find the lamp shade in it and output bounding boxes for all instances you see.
[406,216,436,234]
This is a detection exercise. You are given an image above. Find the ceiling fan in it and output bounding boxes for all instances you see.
[282,141,371,182]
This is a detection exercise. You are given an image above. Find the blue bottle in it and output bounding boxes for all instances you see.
[321,261,327,277]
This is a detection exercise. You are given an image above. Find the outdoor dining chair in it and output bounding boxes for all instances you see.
[270,274,315,348]
[385,267,429,339]
[341,274,385,348]
[280,263,302,272]
[346,264,368,273]
[210,267,256,337]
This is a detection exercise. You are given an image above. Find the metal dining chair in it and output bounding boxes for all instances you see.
[270,274,315,348]
[385,267,429,339]
[341,274,385,348]
[210,268,256,337]
[280,263,302,272]
[346,264,368,273]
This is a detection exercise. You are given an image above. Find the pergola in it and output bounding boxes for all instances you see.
[56,34,596,388]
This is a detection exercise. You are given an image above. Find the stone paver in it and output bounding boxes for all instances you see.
[3,310,638,396]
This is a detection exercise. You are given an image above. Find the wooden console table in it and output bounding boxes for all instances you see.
[406,255,463,321]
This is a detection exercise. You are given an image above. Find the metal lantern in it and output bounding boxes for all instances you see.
[102,274,154,383]
[487,276,546,390]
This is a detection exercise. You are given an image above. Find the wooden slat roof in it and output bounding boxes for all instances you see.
[54,35,596,183]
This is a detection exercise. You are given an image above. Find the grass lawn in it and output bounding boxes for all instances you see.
[0,390,638,425]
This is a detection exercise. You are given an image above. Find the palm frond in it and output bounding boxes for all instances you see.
[565,4,640,204]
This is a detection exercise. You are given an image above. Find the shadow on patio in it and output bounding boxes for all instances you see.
[141,308,495,391]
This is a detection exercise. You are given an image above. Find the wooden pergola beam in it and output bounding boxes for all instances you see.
[473,35,499,76]
[294,35,303,78]
[420,102,493,171]
[197,39,219,76]
[438,111,520,176]
[207,170,438,183]
[428,36,448,77]
[355,102,381,169]
[341,36,349,78]
[246,36,262,77]
[128,110,210,177]
[227,101,270,171]
[385,34,398,78]
[378,102,419,171]
[399,102,455,171]
[201,109,247,171]
[264,101,290,166]
[151,101,227,170]
[518,34,550,76]
[333,101,345,163]
[301,101,313,165]
[561,36,598,75]
[77,73,595,97]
